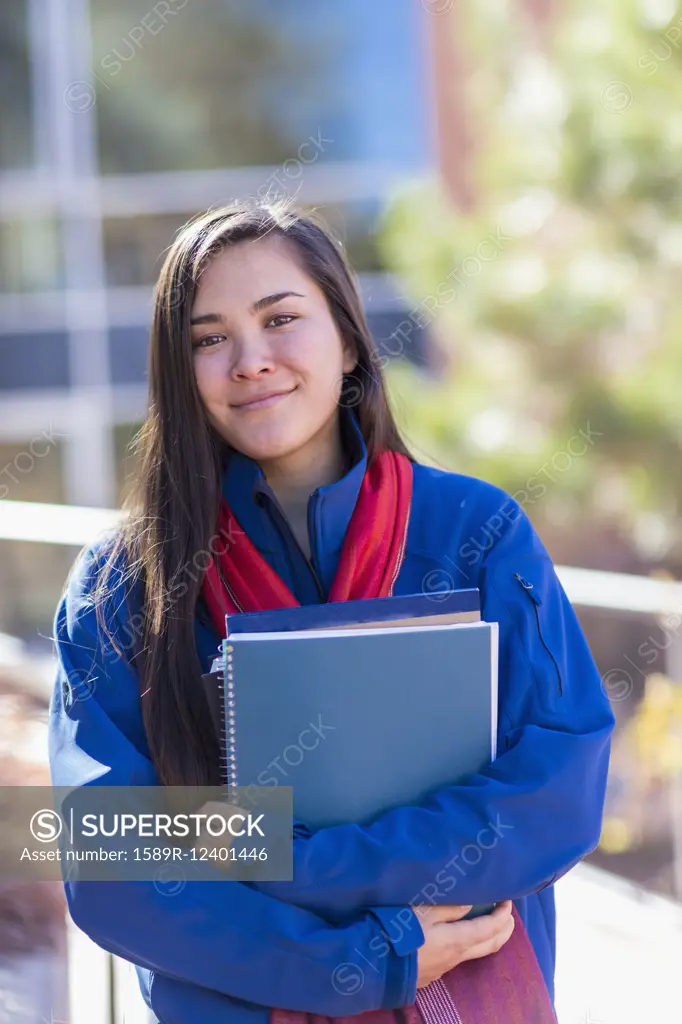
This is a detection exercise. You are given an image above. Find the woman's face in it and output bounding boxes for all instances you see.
[190,234,357,463]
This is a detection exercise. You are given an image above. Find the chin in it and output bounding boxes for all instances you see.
[225,424,313,463]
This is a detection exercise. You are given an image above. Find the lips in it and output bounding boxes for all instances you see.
[231,387,297,410]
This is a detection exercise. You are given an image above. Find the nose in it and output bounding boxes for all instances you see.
[229,332,276,381]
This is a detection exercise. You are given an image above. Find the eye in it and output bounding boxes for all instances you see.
[193,334,225,350]
[267,314,297,328]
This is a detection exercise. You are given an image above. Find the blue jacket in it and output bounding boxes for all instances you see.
[49,411,615,1023]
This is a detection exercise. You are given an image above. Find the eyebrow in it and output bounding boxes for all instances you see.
[190,291,305,326]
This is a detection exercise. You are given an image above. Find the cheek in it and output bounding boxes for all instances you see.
[193,353,227,406]
[293,353,344,417]
[286,329,347,390]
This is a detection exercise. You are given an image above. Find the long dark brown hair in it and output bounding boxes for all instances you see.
[96,200,412,787]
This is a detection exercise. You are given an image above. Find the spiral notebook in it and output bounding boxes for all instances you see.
[213,619,498,828]
[201,591,498,920]
[201,589,481,741]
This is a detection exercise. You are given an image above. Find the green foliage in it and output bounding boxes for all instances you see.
[379,0,682,563]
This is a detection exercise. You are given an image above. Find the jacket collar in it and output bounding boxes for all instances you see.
[221,408,367,569]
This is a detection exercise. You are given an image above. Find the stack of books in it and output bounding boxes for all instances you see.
[203,589,498,825]
[201,589,498,921]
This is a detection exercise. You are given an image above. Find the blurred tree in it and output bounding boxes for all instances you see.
[379,0,682,571]
[630,673,682,777]
[600,671,682,884]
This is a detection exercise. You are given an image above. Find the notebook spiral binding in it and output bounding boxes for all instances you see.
[217,639,239,797]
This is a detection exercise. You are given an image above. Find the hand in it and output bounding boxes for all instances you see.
[415,900,515,989]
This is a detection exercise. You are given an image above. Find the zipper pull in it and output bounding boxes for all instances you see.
[514,573,561,694]
[514,572,543,606]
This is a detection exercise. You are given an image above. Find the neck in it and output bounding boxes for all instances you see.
[257,413,348,512]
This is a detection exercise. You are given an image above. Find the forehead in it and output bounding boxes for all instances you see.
[192,234,315,310]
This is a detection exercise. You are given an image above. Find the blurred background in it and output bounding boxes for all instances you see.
[2,0,682,1020]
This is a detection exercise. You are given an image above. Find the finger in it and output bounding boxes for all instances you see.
[436,901,512,945]
[462,900,513,930]
[436,900,512,924]
[455,911,516,963]
[414,903,473,924]
[483,900,513,926]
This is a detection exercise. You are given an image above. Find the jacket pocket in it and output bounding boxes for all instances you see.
[513,572,563,697]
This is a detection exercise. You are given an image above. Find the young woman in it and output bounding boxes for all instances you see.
[49,202,615,1024]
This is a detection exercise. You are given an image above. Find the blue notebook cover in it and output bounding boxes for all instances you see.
[221,621,498,826]
[215,619,499,919]
[225,588,480,636]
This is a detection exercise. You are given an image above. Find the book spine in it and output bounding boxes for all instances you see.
[221,640,239,795]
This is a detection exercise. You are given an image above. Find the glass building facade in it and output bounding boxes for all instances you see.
[0,0,435,639]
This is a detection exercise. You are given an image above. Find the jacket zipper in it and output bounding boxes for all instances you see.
[306,490,326,600]
[513,573,563,696]
[261,486,326,602]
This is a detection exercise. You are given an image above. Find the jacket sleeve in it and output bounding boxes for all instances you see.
[253,500,616,922]
[48,543,418,1014]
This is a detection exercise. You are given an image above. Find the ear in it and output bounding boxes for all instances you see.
[342,336,359,375]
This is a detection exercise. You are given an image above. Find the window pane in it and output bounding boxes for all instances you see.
[0,334,69,390]
[109,327,148,385]
[114,421,142,505]
[0,437,66,504]
[90,0,426,173]
[103,212,189,288]
[0,219,62,294]
[0,0,33,171]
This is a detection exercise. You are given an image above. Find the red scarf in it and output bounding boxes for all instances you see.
[201,450,557,1024]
